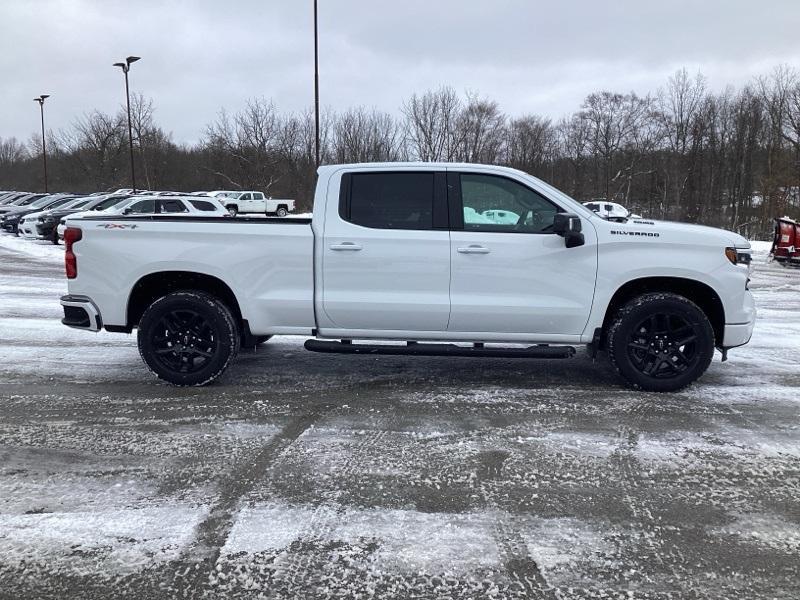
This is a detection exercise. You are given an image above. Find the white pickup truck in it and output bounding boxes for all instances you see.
[209,191,295,217]
[60,163,755,392]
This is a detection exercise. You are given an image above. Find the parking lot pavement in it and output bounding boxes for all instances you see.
[0,235,798,599]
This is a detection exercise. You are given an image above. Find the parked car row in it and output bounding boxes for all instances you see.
[0,187,295,244]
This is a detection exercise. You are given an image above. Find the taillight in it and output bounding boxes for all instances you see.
[64,227,82,279]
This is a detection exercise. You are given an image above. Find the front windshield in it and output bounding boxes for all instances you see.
[28,196,58,208]
[61,197,91,210]
[45,197,75,209]
[92,195,130,210]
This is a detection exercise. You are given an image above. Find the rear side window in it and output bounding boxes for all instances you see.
[127,200,155,214]
[240,193,252,201]
[158,200,189,213]
[344,172,434,230]
[189,200,218,212]
[253,192,264,200]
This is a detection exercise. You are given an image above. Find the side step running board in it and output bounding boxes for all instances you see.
[304,339,576,359]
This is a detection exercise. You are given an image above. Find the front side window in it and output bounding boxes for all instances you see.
[460,174,559,233]
[345,172,434,230]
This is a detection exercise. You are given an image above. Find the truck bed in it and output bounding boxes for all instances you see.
[66,214,316,335]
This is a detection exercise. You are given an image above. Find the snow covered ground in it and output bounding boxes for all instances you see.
[0,233,798,599]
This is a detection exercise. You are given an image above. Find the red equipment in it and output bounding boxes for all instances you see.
[771,217,800,266]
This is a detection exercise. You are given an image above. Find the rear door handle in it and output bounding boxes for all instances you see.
[457,245,490,254]
[330,242,362,251]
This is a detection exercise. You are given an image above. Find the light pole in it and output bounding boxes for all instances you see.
[113,56,140,192]
[33,95,50,193]
[314,0,320,168]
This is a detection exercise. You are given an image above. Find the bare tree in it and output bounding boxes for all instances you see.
[402,87,463,161]
[331,107,405,163]
[454,93,506,163]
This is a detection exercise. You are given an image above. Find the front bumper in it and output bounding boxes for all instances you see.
[60,295,103,332]
[722,290,756,348]
[19,220,48,239]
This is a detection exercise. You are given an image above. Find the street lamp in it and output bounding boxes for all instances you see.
[313,0,320,168]
[113,55,140,192]
[33,95,50,193]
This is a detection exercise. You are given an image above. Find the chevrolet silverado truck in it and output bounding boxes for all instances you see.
[208,191,295,216]
[60,163,755,392]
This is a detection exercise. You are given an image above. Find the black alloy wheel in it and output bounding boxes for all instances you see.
[608,292,715,392]
[138,291,240,386]
[626,312,700,378]
[151,308,218,375]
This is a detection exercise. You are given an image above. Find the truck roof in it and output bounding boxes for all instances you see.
[317,162,530,177]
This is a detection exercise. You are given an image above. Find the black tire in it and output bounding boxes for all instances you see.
[276,206,288,217]
[137,291,240,386]
[51,228,59,245]
[226,205,238,216]
[607,292,715,392]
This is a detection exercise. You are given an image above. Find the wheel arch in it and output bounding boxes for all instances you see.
[126,270,244,332]
[601,277,725,347]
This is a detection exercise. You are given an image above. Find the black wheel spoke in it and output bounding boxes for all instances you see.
[627,310,701,380]
[674,334,697,347]
[152,308,218,374]
[628,341,649,352]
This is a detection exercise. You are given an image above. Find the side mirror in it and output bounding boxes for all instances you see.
[122,207,132,215]
[552,213,585,248]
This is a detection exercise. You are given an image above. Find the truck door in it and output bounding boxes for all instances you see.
[447,171,598,336]
[239,192,253,213]
[252,192,266,213]
[321,171,451,332]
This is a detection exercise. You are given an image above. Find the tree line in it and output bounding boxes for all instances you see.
[2,66,800,238]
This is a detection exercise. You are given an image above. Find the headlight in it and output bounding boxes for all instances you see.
[726,247,753,279]
[725,247,751,265]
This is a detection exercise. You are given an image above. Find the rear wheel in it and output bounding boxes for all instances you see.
[607,292,714,392]
[138,291,240,386]
[276,206,288,217]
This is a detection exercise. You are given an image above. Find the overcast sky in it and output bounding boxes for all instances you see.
[2,0,799,145]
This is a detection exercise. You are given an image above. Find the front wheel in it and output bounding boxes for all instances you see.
[607,292,714,392]
[51,228,60,245]
[137,291,240,386]
[226,205,238,216]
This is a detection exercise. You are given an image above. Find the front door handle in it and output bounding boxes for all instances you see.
[330,242,362,251]
[457,245,490,254]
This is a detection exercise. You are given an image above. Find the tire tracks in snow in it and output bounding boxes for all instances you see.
[163,409,324,597]
[611,399,690,595]
[475,447,560,600]
[269,428,389,595]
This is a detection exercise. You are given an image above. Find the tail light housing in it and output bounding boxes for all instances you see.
[64,227,82,279]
